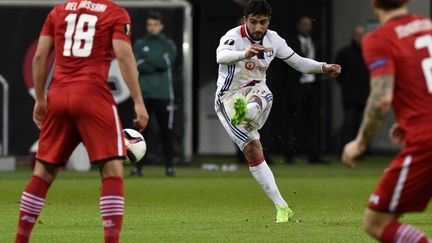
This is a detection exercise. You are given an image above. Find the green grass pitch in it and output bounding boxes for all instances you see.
[0,156,431,242]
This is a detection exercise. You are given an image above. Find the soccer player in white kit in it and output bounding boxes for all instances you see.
[215,0,341,223]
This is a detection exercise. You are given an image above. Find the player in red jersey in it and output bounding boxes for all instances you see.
[15,1,148,243]
[342,0,432,242]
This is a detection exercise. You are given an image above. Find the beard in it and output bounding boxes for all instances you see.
[251,32,265,40]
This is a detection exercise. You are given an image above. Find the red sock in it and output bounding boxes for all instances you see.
[15,175,51,243]
[248,156,265,167]
[100,177,124,243]
[381,221,430,243]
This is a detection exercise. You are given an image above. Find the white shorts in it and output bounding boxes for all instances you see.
[214,84,273,151]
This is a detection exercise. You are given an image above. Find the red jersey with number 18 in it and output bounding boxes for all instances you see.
[40,0,131,93]
[362,15,432,143]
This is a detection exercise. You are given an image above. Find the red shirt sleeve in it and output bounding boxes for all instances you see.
[112,8,132,44]
[362,34,395,77]
[40,9,55,37]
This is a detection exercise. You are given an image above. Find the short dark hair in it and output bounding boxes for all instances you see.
[374,0,409,10]
[244,0,272,17]
[146,11,165,24]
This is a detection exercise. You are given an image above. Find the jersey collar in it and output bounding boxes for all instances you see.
[240,24,264,44]
[240,25,265,59]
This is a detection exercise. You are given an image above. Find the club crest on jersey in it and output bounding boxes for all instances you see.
[245,61,256,70]
[266,50,274,57]
[224,39,235,46]
[124,24,131,36]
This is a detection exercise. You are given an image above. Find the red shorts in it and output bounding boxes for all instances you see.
[368,139,432,213]
[36,89,126,166]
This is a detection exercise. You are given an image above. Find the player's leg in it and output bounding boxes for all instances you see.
[231,93,270,126]
[71,92,127,243]
[243,139,293,223]
[217,88,292,222]
[153,99,175,176]
[16,93,79,243]
[364,150,432,242]
[98,159,125,243]
[364,208,431,242]
[15,162,60,243]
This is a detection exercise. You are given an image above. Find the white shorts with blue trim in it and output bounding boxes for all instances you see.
[215,84,273,151]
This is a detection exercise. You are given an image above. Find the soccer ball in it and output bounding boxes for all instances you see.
[123,128,146,164]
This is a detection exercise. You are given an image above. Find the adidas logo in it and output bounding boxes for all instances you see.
[21,215,36,223]
[103,220,115,228]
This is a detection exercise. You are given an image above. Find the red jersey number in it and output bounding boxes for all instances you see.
[63,13,98,57]
[415,35,432,93]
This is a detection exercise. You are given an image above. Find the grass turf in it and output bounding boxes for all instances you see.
[0,156,431,242]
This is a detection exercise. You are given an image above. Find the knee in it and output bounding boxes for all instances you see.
[363,215,379,237]
[249,95,269,111]
[33,161,58,183]
[243,141,263,162]
[363,209,392,239]
[100,159,124,178]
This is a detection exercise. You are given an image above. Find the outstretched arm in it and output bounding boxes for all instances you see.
[113,39,149,131]
[283,53,341,76]
[32,36,53,129]
[342,74,394,168]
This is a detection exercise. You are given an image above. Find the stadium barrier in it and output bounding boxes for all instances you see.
[0,75,15,171]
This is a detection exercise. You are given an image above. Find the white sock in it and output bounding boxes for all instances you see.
[246,102,261,121]
[249,161,288,207]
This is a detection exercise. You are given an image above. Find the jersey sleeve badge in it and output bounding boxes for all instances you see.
[224,39,235,46]
[124,24,131,36]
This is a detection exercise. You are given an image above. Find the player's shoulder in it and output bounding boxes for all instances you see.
[362,30,386,49]
[265,29,285,42]
[159,34,176,47]
[266,29,281,38]
[101,0,128,16]
[221,25,243,40]
[49,1,68,17]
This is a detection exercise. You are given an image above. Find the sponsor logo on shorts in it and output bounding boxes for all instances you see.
[369,194,380,205]
[244,123,254,132]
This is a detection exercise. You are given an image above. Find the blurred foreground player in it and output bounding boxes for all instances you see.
[15,1,148,243]
[343,0,432,242]
[215,0,340,223]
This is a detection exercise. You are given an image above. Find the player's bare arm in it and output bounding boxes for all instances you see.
[32,36,53,129]
[342,75,394,168]
[113,39,149,131]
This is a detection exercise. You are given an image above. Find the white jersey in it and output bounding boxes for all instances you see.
[216,25,295,93]
[214,24,325,149]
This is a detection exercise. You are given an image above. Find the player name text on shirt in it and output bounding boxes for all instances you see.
[65,0,107,12]
[394,19,432,39]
